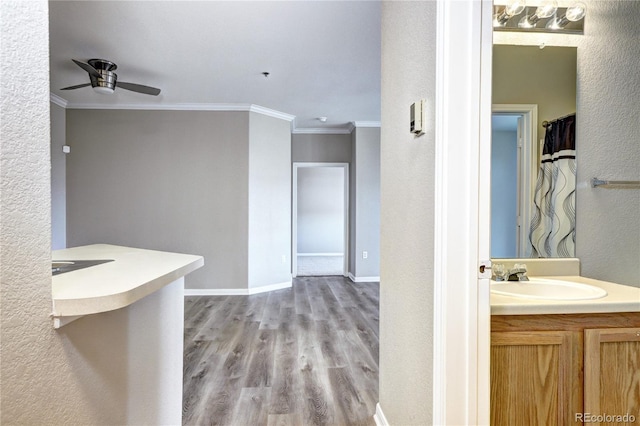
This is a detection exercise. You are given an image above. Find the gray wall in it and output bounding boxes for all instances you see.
[247,112,292,289]
[380,1,436,424]
[493,45,577,139]
[575,0,640,287]
[297,167,345,253]
[292,133,352,162]
[66,109,250,290]
[51,102,66,249]
[491,130,518,258]
[350,127,381,278]
[293,131,380,280]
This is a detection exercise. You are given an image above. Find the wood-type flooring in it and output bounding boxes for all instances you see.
[183,276,379,426]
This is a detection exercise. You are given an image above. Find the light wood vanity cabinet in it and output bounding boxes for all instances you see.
[491,313,640,426]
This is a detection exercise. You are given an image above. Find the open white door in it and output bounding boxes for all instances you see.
[432,0,492,424]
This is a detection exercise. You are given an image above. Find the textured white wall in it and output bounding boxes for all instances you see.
[380,1,436,424]
[575,0,640,287]
[0,2,97,422]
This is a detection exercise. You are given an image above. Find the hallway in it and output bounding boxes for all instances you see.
[183,276,379,425]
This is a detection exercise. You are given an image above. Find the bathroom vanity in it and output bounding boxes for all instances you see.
[51,244,203,425]
[490,275,640,426]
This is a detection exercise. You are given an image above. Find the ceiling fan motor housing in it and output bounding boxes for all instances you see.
[88,59,117,93]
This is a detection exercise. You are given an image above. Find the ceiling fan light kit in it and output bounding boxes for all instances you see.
[61,58,161,96]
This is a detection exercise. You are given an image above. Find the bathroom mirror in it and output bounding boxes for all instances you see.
[491,44,577,258]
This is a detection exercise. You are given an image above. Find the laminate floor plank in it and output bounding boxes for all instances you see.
[294,280,313,315]
[340,282,380,338]
[304,278,332,321]
[327,367,371,426]
[231,387,271,426]
[261,290,285,330]
[343,307,379,366]
[183,276,379,426]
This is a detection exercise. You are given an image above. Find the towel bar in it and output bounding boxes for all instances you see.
[591,178,640,189]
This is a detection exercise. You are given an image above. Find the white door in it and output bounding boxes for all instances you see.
[292,163,349,278]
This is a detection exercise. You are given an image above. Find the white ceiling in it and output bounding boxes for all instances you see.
[49,1,381,132]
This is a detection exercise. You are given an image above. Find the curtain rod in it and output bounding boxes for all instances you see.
[542,112,576,128]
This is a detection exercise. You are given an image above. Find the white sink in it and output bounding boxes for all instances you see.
[491,278,608,301]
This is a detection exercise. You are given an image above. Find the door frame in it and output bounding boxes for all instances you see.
[432,0,492,424]
[492,104,538,258]
[292,162,350,278]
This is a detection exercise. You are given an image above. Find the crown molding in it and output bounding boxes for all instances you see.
[48,96,296,122]
[353,121,381,128]
[48,94,369,132]
[249,105,295,122]
[50,93,68,108]
[292,127,353,135]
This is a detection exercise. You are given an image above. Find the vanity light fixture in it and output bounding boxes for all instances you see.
[518,0,558,28]
[546,1,587,30]
[494,0,526,27]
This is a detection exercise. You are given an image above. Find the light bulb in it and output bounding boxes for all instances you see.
[494,0,526,27]
[535,0,558,19]
[566,2,587,21]
[504,0,526,16]
[546,1,587,30]
[519,0,557,28]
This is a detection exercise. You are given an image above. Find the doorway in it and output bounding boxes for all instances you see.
[491,104,538,258]
[292,163,349,277]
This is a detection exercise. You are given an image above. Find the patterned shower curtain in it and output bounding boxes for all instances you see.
[529,114,576,257]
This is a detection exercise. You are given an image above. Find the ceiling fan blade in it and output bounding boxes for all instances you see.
[60,83,92,90]
[116,81,161,96]
[72,59,101,78]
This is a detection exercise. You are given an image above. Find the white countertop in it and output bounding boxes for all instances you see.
[491,275,640,315]
[52,244,204,318]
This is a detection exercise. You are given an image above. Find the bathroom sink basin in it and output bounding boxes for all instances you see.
[491,278,607,301]
[52,259,114,275]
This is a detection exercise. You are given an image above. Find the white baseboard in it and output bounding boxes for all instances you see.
[373,403,389,426]
[184,280,292,296]
[348,272,380,283]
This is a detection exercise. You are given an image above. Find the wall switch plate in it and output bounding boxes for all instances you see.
[281,255,287,264]
[410,99,426,135]
[362,251,368,259]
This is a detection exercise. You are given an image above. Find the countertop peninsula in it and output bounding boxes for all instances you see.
[52,244,204,322]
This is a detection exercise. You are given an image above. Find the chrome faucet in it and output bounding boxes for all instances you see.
[507,264,529,281]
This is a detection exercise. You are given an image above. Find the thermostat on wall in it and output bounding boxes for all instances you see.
[410,99,426,135]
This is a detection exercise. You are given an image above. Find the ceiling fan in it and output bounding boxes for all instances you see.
[61,59,161,96]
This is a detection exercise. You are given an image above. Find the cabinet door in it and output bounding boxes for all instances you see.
[584,328,640,425]
[491,331,582,426]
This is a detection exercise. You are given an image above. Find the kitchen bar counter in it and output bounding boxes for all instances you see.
[491,275,640,315]
[50,244,203,424]
[52,244,203,325]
